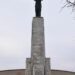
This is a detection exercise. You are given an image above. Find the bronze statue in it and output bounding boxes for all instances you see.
[34,0,42,17]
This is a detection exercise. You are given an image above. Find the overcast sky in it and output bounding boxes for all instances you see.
[0,0,75,72]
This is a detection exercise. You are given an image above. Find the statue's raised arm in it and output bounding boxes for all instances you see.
[34,0,43,17]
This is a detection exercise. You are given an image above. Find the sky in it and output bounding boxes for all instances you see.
[0,0,75,72]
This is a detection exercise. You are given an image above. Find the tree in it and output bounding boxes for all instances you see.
[64,0,75,11]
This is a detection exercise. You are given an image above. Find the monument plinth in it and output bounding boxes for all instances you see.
[25,17,51,75]
[25,0,51,75]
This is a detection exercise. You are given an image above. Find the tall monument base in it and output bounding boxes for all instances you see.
[25,17,51,75]
[25,58,51,75]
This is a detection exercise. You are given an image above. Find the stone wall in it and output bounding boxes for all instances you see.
[51,70,75,75]
[0,69,75,75]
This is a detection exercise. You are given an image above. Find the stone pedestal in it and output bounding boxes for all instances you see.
[25,17,51,75]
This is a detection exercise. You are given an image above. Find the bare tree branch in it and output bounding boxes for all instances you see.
[66,0,75,7]
[61,0,75,12]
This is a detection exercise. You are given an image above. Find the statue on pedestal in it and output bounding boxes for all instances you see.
[34,0,43,17]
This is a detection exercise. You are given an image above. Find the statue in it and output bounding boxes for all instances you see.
[34,0,42,17]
